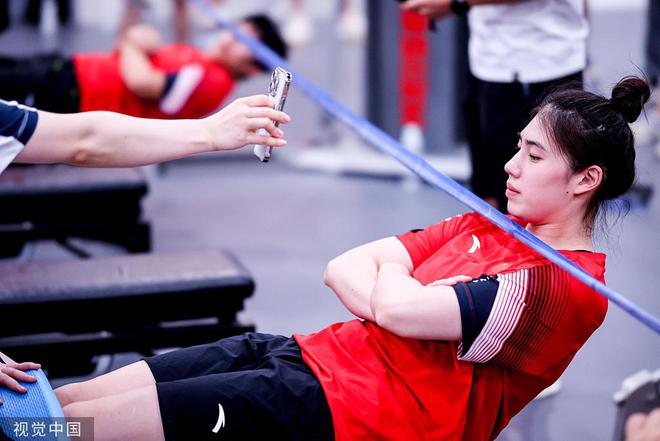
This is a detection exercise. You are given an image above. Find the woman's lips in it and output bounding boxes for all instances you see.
[506,182,520,197]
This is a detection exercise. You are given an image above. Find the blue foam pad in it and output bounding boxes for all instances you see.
[0,369,69,440]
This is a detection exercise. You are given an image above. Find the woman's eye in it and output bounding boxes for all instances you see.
[529,154,540,161]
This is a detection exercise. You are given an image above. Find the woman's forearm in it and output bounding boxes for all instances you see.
[70,112,214,167]
[22,111,213,168]
[323,237,414,322]
[370,264,463,340]
[118,41,165,99]
[324,256,378,321]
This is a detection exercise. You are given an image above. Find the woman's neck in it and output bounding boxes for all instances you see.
[525,218,595,251]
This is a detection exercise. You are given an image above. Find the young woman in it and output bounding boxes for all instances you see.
[1,77,650,441]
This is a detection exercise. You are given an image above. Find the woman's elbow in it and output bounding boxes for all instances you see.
[374,309,420,339]
[323,258,341,287]
[67,145,111,167]
[67,147,92,166]
[371,296,404,335]
[67,125,101,166]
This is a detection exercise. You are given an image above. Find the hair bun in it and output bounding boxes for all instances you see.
[609,76,651,123]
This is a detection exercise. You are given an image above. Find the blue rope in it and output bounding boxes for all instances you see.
[195,0,660,335]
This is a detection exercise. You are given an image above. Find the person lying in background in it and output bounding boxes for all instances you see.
[0,14,287,120]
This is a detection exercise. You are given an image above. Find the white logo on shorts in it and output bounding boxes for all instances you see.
[468,234,481,254]
[212,403,226,434]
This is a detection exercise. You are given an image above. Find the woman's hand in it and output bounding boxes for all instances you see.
[203,95,291,152]
[625,409,660,441]
[401,0,453,21]
[0,352,40,404]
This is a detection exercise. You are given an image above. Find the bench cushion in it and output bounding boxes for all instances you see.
[0,165,147,223]
[0,250,254,335]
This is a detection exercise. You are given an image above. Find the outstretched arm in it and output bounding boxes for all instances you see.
[15,94,289,168]
[402,0,527,21]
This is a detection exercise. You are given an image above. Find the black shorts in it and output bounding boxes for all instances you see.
[144,333,335,441]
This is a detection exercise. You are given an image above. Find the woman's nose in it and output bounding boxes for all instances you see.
[504,152,519,177]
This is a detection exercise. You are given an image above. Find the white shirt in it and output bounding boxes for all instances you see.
[468,0,588,83]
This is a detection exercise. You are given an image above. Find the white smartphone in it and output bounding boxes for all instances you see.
[254,67,292,162]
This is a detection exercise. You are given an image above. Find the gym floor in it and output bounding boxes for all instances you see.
[0,1,658,440]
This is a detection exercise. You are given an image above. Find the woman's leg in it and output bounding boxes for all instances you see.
[55,360,155,408]
[63,384,165,441]
[56,333,283,407]
[59,335,330,441]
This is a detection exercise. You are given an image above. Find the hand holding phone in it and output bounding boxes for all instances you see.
[254,67,292,162]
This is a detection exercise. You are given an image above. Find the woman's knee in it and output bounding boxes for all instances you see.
[55,382,82,408]
[62,399,92,419]
[62,387,166,441]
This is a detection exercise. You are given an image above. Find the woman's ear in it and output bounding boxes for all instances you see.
[573,165,603,196]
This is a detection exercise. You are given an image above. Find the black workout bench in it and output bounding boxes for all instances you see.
[0,165,150,257]
[0,250,255,378]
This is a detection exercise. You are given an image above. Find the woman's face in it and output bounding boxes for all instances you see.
[504,115,577,224]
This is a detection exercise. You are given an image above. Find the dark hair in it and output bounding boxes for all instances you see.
[243,14,288,71]
[531,76,651,230]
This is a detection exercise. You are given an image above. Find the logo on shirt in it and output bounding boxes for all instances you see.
[212,403,226,434]
[468,234,481,254]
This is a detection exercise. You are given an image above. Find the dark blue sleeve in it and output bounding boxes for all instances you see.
[453,274,499,354]
[0,99,39,145]
[162,73,178,98]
